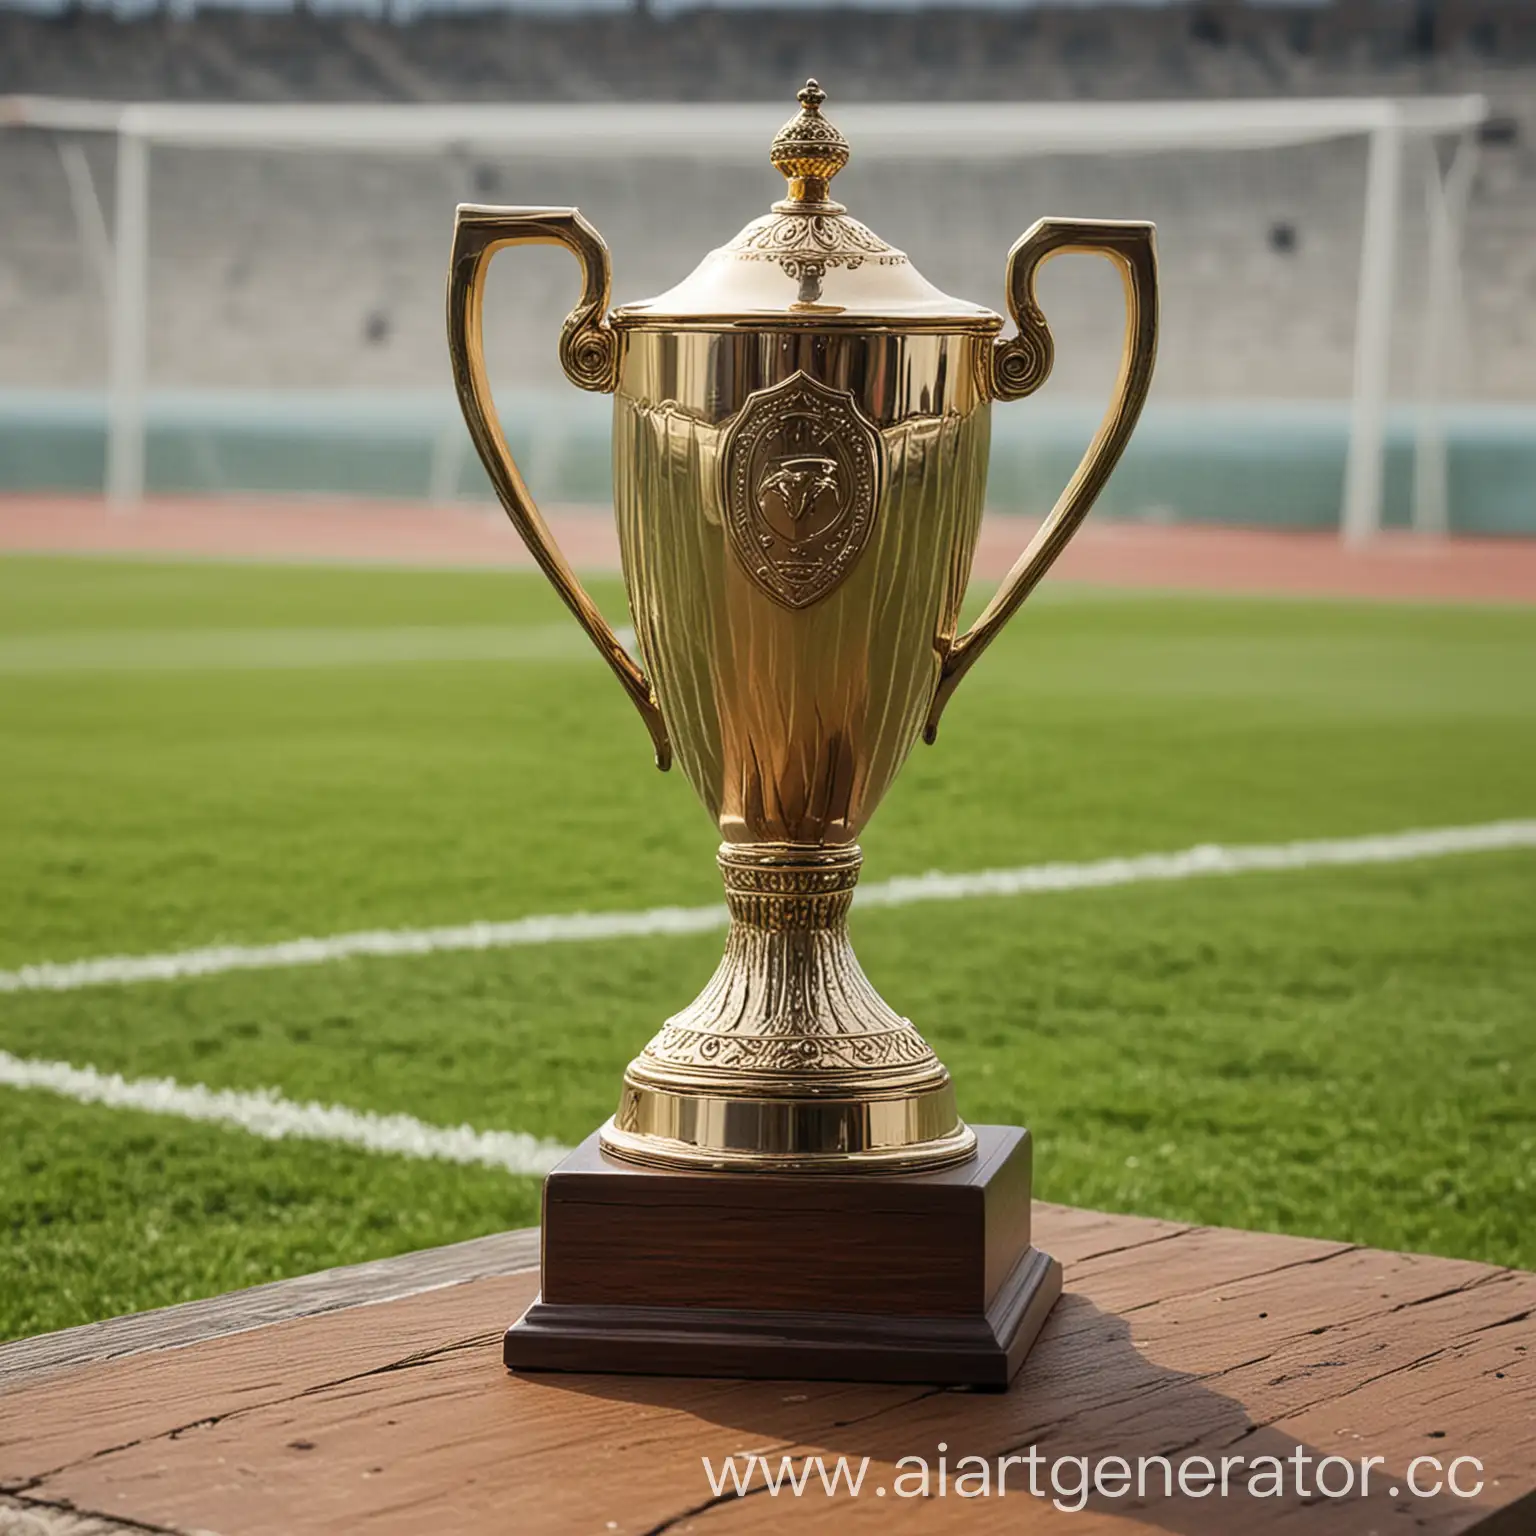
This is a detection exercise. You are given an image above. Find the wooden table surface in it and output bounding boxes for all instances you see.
[1,1204,1532,1535]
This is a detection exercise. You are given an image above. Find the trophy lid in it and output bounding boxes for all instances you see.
[611,81,1002,331]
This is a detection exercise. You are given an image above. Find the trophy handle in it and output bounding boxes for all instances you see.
[923,218,1158,744]
[447,204,671,771]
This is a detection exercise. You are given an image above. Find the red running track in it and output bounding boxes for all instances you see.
[3,494,1533,605]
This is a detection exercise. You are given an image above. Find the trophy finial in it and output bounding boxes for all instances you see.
[771,77,849,207]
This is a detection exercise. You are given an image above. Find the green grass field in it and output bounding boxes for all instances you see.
[2,554,1534,1344]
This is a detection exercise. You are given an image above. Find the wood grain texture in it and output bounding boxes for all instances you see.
[0,1205,1530,1536]
[0,1229,540,1390]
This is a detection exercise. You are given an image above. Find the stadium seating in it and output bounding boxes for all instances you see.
[0,2,1532,403]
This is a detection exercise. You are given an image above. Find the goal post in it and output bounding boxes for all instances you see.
[0,92,1489,539]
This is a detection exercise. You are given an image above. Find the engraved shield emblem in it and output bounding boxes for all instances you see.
[721,373,881,609]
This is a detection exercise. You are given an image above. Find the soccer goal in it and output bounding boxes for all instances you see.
[0,92,1487,539]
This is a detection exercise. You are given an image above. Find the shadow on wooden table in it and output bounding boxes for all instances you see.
[518,1292,1479,1531]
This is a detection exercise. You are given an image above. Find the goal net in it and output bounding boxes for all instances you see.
[0,96,1487,538]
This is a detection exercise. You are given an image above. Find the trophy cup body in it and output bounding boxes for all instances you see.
[603,323,993,1173]
[448,82,1157,1384]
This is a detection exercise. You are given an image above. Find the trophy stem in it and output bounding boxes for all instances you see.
[600,843,977,1173]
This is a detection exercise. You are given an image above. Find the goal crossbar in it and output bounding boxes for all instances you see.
[1,93,1489,538]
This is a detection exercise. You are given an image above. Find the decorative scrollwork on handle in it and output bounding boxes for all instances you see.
[558,303,620,394]
[990,302,1054,401]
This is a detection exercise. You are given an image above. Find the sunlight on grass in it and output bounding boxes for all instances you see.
[1,556,1532,1340]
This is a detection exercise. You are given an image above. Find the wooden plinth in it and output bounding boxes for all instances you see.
[503,1124,1060,1388]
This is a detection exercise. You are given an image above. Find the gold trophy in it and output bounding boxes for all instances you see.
[449,82,1157,1386]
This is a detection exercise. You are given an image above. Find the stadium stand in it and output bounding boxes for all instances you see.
[0,1,1532,528]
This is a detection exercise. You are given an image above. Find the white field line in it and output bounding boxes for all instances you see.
[3,820,1532,999]
[0,1050,572,1176]
[0,622,605,674]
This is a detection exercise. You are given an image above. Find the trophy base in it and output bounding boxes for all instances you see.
[599,842,980,1174]
[599,1099,978,1174]
[504,1124,1059,1389]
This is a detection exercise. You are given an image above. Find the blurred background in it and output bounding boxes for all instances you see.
[2,0,1534,1346]
[1,0,1533,534]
